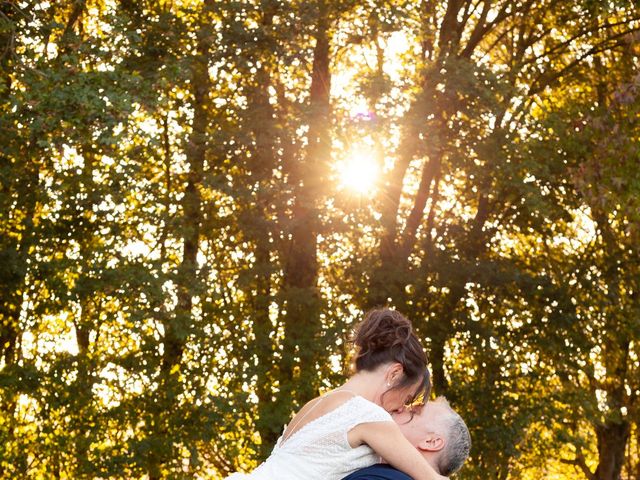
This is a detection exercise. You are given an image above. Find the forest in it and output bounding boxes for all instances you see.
[1,0,640,479]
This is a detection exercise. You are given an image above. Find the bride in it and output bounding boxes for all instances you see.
[226,308,449,480]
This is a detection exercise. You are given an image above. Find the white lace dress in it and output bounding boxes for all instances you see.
[226,395,393,480]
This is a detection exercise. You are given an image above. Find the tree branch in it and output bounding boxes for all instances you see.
[400,154,442,258]
[527,29,640,97]
[560,451,596,480]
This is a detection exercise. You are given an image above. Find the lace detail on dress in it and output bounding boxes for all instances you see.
[225,395,393,480]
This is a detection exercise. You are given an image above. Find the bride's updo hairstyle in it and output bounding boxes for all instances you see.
[353,308,430,404]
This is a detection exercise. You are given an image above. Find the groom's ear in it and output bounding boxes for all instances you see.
[417,433,445,452]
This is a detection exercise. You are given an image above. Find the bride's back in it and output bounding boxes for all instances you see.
[227,394,392,480]
[280,390,359,445]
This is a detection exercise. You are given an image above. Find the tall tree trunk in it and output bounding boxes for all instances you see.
[588,206,633,480]
[160,0,210,385]
[279,0,331,420]
[247,6,281,458]
[0,161,37,477]
[594,421,631,480]
[0,0,25,377]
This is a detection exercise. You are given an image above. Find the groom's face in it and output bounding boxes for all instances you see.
[392,401,449,448]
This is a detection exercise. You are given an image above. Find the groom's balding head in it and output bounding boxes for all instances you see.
[393,397,471,476]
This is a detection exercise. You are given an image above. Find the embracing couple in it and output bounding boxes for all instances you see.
[227,309,471,480]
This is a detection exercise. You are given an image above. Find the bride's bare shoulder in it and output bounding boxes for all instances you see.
[300,389,357,415]
[282,390,358,441]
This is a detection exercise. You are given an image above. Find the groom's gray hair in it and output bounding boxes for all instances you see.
[433,397,471,476]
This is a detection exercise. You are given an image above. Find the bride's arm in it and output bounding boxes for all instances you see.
[350,421,448,480]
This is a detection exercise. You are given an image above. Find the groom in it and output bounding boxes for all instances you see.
[343,397,471,479]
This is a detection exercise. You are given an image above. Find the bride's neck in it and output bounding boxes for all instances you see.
[339,371,383,404]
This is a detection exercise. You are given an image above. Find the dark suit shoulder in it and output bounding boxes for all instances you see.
[342,464,413,480]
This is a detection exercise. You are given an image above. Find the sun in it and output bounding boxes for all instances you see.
[337,148,380,194]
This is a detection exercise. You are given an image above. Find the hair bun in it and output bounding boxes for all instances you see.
[354,309,413,354]
[352,308,430,404]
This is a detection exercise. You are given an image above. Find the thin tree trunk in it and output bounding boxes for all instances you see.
[149,4,213,478]
[635,423,640,480]
[399,153,442,259]
[70,145,101,476]
[73,297,93,474]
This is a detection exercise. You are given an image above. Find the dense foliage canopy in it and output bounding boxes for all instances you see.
[1,1,640,479]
